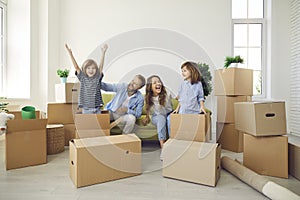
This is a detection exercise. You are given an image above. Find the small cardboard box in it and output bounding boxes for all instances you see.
[63,123,76,146]
[69,134,141,188]
[214,68,253,96]
[216,123,244,153]
[6,119,48,170]
[47,103,81,124]
[243,134,288,178]
[217,96,252,123]
[55,83,80,103]
[9,110,46,120]
[74,113,110,139]
[162,139,221,187]
[288,135,300,180]
[234,101,287,136]
[170,113,211,142]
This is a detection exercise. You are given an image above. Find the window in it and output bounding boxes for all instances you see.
[0,1,6,96]
[232,0,265,95]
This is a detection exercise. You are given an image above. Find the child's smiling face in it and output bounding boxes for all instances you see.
[85,65,97,77]
[181,66,191,81]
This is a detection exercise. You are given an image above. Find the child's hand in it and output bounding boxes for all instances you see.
[172,108,179,114]
[101,44,108,52]
[199,107,207,114]
[142,117,150,126]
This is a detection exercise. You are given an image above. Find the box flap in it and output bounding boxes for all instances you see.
[198,143,218,159]
[75,114,110,130]
[71,134,140,148]
[7,119,48,132]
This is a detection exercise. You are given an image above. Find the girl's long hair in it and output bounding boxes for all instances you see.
[145,75,167,112]
[181,61,202,84]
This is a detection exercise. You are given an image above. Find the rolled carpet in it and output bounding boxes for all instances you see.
[221,156,300,200]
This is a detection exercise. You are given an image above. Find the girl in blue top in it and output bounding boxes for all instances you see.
[173,61,206,114]
[65,43,108,114]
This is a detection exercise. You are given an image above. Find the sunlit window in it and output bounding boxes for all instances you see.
[232,0,264,95]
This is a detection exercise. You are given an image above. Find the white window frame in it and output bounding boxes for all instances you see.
[231,0,267,98]
[0,1,6,96]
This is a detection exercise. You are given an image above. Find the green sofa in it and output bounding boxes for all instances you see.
[102,93,179,140]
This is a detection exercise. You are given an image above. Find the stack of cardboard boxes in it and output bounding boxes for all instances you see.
[214,68,253,152]
[162,113,221,187]
[234,101,288,178]
[49,83,80,145]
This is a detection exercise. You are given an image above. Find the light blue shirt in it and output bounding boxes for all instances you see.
[101,82,144,118]
[178,80,204,114]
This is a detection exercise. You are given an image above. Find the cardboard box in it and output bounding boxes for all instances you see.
[216,123,244,153]
[288,135,300,180]
[170,113,211,142]
[9,110,46,120]
[74,113,110,139]
[234,101,287,136]
[214,68,253,96]
[55,83,80,103]
[243,134,288,178]
[69,134,141,188]
[64,123,76,146]
[162,139,221,187]
[47,103,81,124]
[217,96,252,123]
[6,119,48,170]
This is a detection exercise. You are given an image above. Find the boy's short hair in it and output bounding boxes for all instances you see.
[135,74,146,88]
[82,59,99,75]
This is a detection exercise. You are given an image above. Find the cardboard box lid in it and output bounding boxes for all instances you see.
[236,100,285,105]
[7,119,48,132]
[71,134,140,148]
[75,114,110,130]
[162,139,218,161]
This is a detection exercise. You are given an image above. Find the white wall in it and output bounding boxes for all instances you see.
[270,0,291,131]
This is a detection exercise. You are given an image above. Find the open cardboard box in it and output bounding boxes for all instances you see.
[69,134,141,188]
[162,139,221,187]
[6,117,48,170]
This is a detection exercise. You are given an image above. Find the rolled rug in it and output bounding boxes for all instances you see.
[221,156,300,200]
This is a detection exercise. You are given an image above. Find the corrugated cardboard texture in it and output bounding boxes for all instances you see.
[63,123,76,146]
[243,134,288,178]
[162,139,221,187]
[288,135,300,180]
[217,96,252,123]
[55,83,80,103]
[47,103,81,124]
[216,123,244,153]
[214,68,253,96]
[170,113,210,142]
[75,114,110,139]
[8,111,44,120]
[5,119,48,170]
[234,101,287,136]
[69,134,141,188]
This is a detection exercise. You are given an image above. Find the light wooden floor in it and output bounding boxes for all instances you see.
[0,135,299,200]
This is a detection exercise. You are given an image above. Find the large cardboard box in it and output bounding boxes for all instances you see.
[6,119,48,170]
[69,134,141,188]
[288,135,300,180]
[216,123,244,153]
[217,96,252,123]
[74,113,110,139]
[234,101,287,136]
[63,123,76,146]
[47,103,81,124]
[170,113,211,142]
[162,139,221,187]
[214,68,253,96]
[243,134,288,178]
[55,83,80,103]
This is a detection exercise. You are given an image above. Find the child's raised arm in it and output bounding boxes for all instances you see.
[65,44,81,74]
[99,44,108,75]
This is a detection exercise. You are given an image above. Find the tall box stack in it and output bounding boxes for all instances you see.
[49,82,80,145]
[234,101,288,178]
[214,68,253,152]
[162,113,221,187]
